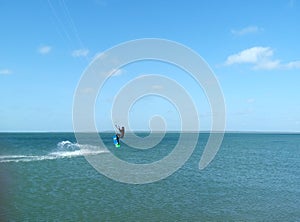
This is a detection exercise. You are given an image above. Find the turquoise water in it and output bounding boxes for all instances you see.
[0,133,299,221]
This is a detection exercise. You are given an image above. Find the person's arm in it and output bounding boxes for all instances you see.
[115,124,120,131]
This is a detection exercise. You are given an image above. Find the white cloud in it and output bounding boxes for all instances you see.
[225,47,274,65]
[110,68,123,76]
[94,52,106,59]
[38,45,52,55]
[253,59,281,70]
[247,98,255,104]
[284,60,300,69]
[72,49,89,57]
[225,46,300,70]
[231,26,262,36]
[0,69,12,75]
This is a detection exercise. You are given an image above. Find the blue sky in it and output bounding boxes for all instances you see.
[1,0,300,132]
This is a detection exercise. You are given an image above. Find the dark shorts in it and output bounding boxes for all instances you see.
[116,134,120,144]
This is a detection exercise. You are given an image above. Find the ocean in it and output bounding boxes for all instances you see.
[0,132,299,221]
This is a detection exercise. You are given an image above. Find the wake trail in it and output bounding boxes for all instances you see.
[0,141,108,163]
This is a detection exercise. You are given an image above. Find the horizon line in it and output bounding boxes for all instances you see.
[0,130,300,134]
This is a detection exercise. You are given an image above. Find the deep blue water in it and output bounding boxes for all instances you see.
[0,132,299,221]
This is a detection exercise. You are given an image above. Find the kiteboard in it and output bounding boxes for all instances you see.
[113,135,120,148]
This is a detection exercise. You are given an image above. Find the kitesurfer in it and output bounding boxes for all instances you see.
[114,125,125,146]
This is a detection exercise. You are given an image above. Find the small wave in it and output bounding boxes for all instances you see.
[50,149,106,158]
[0,155,36,159]
[0,141,108,163]
[0,155,57,163]
[57,140,79,151]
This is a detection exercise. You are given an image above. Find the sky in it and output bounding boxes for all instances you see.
[1,0,300,132]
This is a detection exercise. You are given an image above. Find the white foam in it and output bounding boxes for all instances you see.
[0,141,108,163]
[57,140,79,151]
[0,155,57,163]
[50,149,107,158]
[0,155,35,159]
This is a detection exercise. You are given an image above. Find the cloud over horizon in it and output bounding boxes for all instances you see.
[225,46,300,70]
[0,69,12,75]
[38,45,52,55]
[71,48,89,57]
[231,26,262,36]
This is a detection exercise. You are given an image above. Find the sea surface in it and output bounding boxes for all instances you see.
[0,132,299,221]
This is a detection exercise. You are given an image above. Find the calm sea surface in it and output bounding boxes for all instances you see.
[0,133,299,221]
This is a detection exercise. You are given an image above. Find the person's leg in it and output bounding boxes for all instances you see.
[116,134,120,144]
